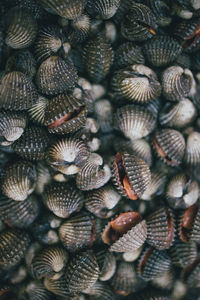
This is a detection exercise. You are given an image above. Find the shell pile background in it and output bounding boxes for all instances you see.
[0,0,200,299]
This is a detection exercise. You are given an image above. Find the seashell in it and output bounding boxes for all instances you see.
[4,7,37,49]
[0,110,27,146]
[184,131,200,165]
[114,104,157,140]
[146,0,172,27]
[114,42,145,70]
[94,99,113,133]
[143,36,182,67]
[14,0,46,19]
[21,280,53,300]
[141,169,167,200]
[110,261,137,296]
[0,194,39,228]
[31,245,68,280]
[159,98,196,128]
[1,161,37,201]
[44,275,70,297]
[152,128,185,166]
[85,184,121,218]
[123,247,143,262]
[121,4,157,42]
[28,96,49,126]
[0,228,31,270]
[112,152,151,200]
[43,182,83,218]
[13,126,50,161]
[162,66,193,101]
[182,254,200,288]
[95,250,116,281]
[44,93,87,134]
[111,64,161,103]
[176,53,191,69]
[83,281,115,299]
[40,0,87,20]
[86,0,120,19]
[46,137,89,175]
[65,250,99,293]
[132,290,170,300]
[137,246,172,281]
[152,270,174,291]
[102,212,147,252]
[82,33,114,83]
[59,212,95,251]
[36,56,78,96]
[146,207,175,250]
[166,173,199,209]
[35,162,52,195]
[0,71,38,110]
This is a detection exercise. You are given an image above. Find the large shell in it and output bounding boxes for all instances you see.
[36,56,78,96]
[86,0,120,19]
[0,71,38,110]
[112,152,151,200]
[184,131,200,165]
[111,64,161,103]
[43,182,83,218]
[1,161,37,201]
[114,104,157,140]
[28,96,49,126]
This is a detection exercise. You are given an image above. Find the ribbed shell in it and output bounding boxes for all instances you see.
[43,182,83,218]
[153,129,185,166]
[185,132,200,165]
[111,64,161,103]
[1,162,37,201]
[179,205,200,243]
[121,4,157,42]
[0,229,31,270]
[86,0,120,19]
[141,170,167,200]
[96,251,116,281]
[182,255,200,288]
[146,207,175,250]
[23,281,53,300]
[82,34,114,83]
[36,56,78,95]
[162,66,193,101]
[133,290,169,300]
[44,276,70,297]
[0,71,38,110]
[14,0,45,19]
[114,104,157,140]
[143,36,182,67]
[5,8,37,49]
[147,0,171,27]
[66,14,90,45]
[28,96,49,125]
[65,250,99,293]
[83,281,115,300]
[44,94,87,134]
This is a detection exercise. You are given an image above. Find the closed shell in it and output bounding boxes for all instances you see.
[28,96,49,126]
[184,131,200,165]
[96,250,116,281]
[44,275,70,297]
[86,0,121,19]
[65,14,90,45]
[23,281,53,300]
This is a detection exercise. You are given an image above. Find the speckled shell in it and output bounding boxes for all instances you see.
[0,195,39,228]
[121,4,157,42]
[182,255,200,288]
[0,228,31,270]
[46,137,89,175]
[162,66,193,101]
[83,281,115,299]
[96,250,116,281]
[1,161,37,201]
[0,71,38,110]
[111,64,161,103]
[43,182,83,218]
[114,104,157,140]
[185,131,200,165]
[82,34,114,83]
[143,36,182,67]
[4,7,37,49]
[36,56,78,95]
[28,96,49,125]
[141,169,167,200]
[152,128,185,166]
[44,93,87,134]
[31,245,68,280]
[86,0,120,19]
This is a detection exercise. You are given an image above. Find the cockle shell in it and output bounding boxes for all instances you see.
[184,131,200,165]
[86,0,121,19]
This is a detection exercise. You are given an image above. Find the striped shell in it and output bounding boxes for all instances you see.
[83,281,115,299]
[28,96,49,125]
[141,169,167,200]
[65,14,90,45]
[184,131,200,165]
[96,250,116,281]
[86,0,121,19]
[182,255,200,288]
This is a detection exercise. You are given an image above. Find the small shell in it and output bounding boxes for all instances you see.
[141,169,167,200]
[182,255,200,288]
[35,162,52,195]
[184,131,200,165]
[179,204,200,243]
[43,182,83,218]
[28,96,49,125]
[96,250,116,281]
[65,14,90,45]
[86,0,121,19]
[176,53,191,69]
[22,281,53,300]
[111,64,161,103]
[36,56,78,96]
[44,276,70,297]
[147,0,172,27]
[152,128,185,166]
[83,281,115,299]
[162,66,193,101]
[114,104,157,140]
[132,290,170,300]
[94,99,113,133]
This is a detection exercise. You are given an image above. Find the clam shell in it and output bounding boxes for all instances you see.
[132,290,170,300]
[83,281,115,299]
[147,0,171,27]
[14,0,45,19]
[86,0,121,19]
[28,96,49,126]
[179,204,200,243]
[182,255,200,288]
[95,250,116,281]
[65,14,90,45]
[184,131,200,165]
[44,276,70,297]
[22,280,53,300]
[141,169,167,200]
[43,182,83,218]
[35,162,52,195]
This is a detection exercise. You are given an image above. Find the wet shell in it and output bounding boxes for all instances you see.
[146,207,175,250]
[83,281,115,300]
[184,131,200,165]
[94,99,113,133]
[152,128,185,166]
[31,245,68,280]
[0,228,31,270]
[141,169,167,200]
[43,182,83,218]
[82,33,114,83]
[36,56,78,95]
[114,104,157,140]
[0,110,27,146]
[162,66,193,101]
[111,64,161,103]
[86,0,120,19]
[1,161,37,201]
[28,96,49,126]
[46,137,89,175]
[121,4,157,42]
[44,93,87,134]
[182,255,200,288]
[112,152,151,200]
[4,7,37,49]
[0,71,38,110]
[143,36,182,67]
[96,250,116,281]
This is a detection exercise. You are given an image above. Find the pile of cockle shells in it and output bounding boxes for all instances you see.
[0,0,200,299]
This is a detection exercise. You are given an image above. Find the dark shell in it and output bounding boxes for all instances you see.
[64,14,90,45]
[131,290,169,300]
[96,250,116,281]
[86,0,120,19]
[21,280,53,300]
[44,275,70,297]
[14,0,46,19]
[184,131,200,165]
[83,281,115,299]
[182,255,200,288]
[146,0,172,27]
[176,53,191,69]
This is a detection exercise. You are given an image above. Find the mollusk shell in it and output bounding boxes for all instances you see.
[28,96,49,126]
[86,0,121,19]
[44,275,70,297]
[96,250,116,281]
[182,255,200,288]
[147,0,172,27]
[65,14,90,45]
[141,169,167,200]
[83,281,115,299]
[22,280,53,300]
[184,131,200,165]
